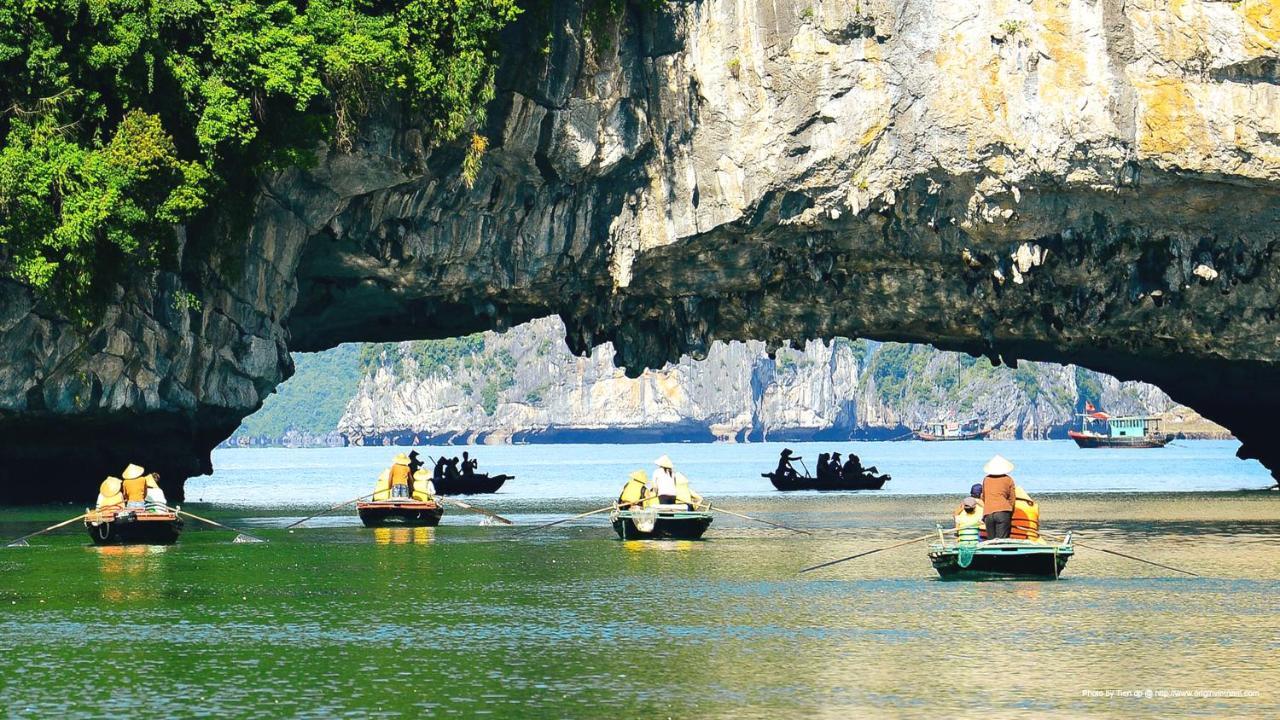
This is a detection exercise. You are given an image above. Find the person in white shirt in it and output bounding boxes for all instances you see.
[649,455,681,505]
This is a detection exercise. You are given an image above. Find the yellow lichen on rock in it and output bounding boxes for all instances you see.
[1134,77,1211,162]
[1241,0,1280,52]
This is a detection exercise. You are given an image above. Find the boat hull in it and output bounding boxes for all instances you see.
[762,472,888,491]
[1068,431,1170,449]
[610,509,713,540]
[434,473,512,495]
[357,501,444,527]
[85,509,183,545]
[929,540,1073,580]
[915,430,991,441]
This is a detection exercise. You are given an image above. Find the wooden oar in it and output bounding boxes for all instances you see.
[514,504,616,535]
[285,492,376,530]
[1041,532,1198,577]
[159,505,266,543]
[5,512,88,547]
[438,496,513,525]
[799,529,957,574]
[515,498,660,536]
[706,505,811,535]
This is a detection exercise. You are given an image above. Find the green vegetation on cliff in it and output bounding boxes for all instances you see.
[234,343,363,440]
[0,0,519,317]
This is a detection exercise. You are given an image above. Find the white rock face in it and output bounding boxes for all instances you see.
[336,317,1200,444]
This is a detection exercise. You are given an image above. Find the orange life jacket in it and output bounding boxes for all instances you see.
[1011,497,1040,540]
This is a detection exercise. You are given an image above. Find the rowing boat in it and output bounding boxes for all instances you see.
[84,507,183,545]
[928,536,1073,580]
[356,499,444,527]
[434,473,512,495]
[762,471,888,491]
[610,505,713,540]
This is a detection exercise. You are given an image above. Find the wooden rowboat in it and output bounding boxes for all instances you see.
[356,499,444,528]
[928,537,1073,580]
[434,473,512,495]
[762,471,888,491]
[610,506,713,540]
[84,507,183,545]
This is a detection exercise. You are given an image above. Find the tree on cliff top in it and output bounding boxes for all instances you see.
[0,0,520,320]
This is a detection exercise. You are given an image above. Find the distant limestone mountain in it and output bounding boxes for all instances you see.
[321,317,1226,446]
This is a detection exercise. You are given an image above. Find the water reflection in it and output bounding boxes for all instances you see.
[94,544,168,602]
[371,527,434,545]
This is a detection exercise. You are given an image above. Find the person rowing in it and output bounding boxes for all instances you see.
[980,455,1017,539]
[775,449,802,480]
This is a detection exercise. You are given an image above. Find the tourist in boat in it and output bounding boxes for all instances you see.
[387,453,413,499]
[445,457,462,482]
[649,455,684,505]
[144,472,168,506]
[411,469,435,502]
[121,464,162,509]
[841,453,866,479]
[953,497,983,543]
[95,476,125,509]
[461,451,477,479]
[775,449,802,480]
[408,451,424,476]
[980,455,1017,539]
[618,471,650,507]
[816,453,833,482]
[1010,486,1041,540]
[433,456,447,484]
[829,452,844,479]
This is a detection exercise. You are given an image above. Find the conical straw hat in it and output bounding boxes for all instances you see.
[654,455,674,470]
[392,453,410,466]
[982,455,1014,476]
[122,464,145,480]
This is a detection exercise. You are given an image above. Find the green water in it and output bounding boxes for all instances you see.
[2,494,1279,718]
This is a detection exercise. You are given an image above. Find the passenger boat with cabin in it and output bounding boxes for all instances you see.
[84,506,183,545]
[356,499,444,527]
[610,504,713,540]
[928,534,1074,580]
[1068,404,1169,448]
[915,418,991,441]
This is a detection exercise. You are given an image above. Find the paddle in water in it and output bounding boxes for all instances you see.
[437,496,513,525]
[1041,533,1199,577]
[705,505,811,535]
[286,492,377,530]
[158,505,267,543]
[800,529,957,574]
[4,512,88,547]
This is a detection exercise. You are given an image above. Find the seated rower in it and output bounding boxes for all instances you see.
[674,473,703,511]
[953,497,983,544]
[96,476,125,510]
[776,449,802,480]
[411,470,436,502]
[120,464,162,510]
[1010,486,1041,541]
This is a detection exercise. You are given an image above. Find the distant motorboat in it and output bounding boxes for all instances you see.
[1069,405,1170,448]
[914,418,991,441]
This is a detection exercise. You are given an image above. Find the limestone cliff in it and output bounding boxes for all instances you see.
[2,0,1278,500]
[335,316,1210,444]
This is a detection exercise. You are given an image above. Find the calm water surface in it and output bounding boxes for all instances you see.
[2,441,1278,718]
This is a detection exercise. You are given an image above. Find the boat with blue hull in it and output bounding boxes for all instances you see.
[928,536,1074,580]
[610,505,713,540]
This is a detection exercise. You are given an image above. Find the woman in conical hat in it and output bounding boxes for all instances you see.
[122,464,146,480]
[979,455,1017,539]
[650,455,679,503]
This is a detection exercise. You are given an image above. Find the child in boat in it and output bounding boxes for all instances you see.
[953,497,983,543]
